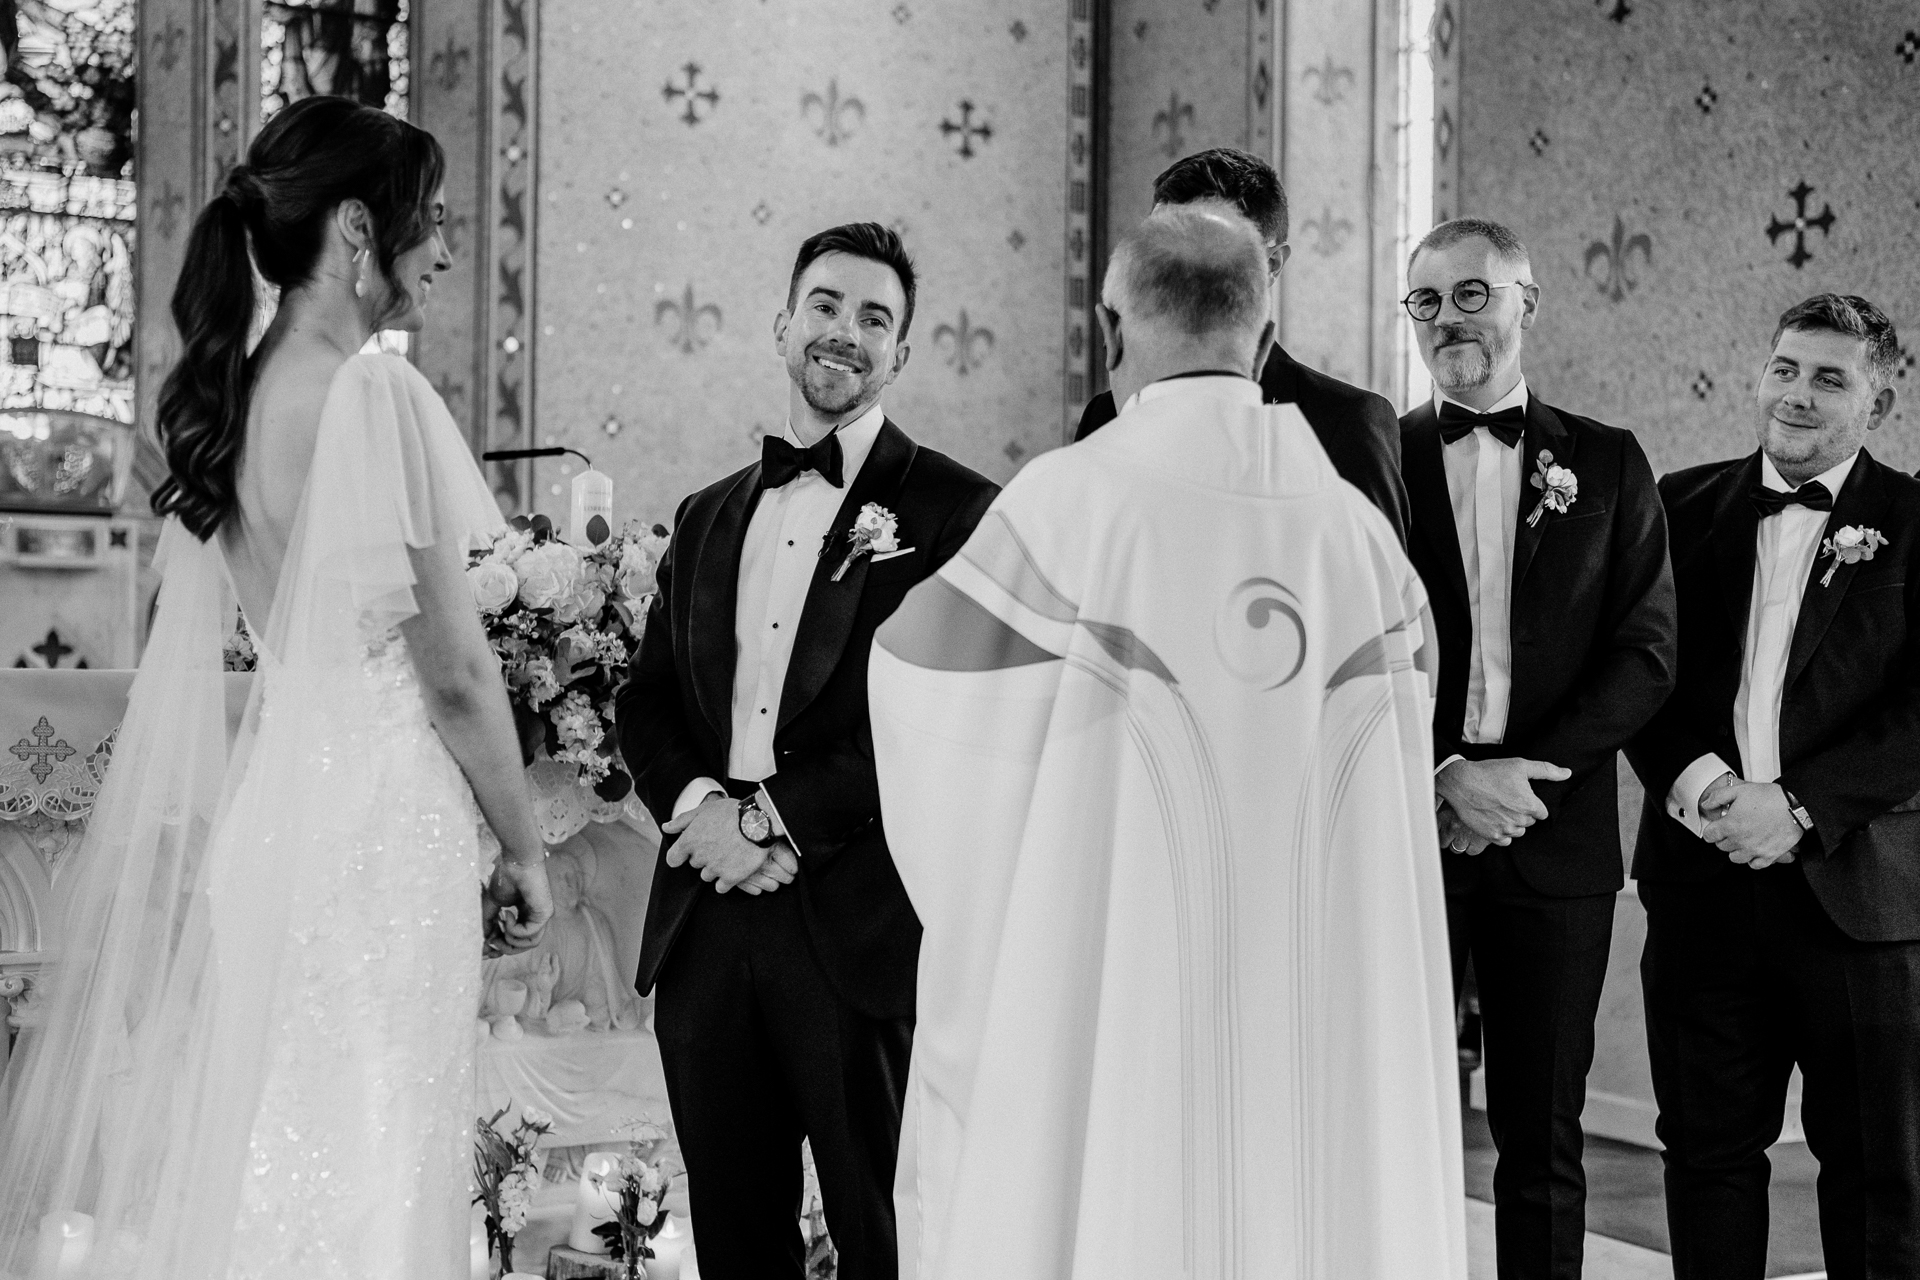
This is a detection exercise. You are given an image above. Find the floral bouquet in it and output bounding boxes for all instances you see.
[590,1116,676,1280]
[466,515,670,813]
[473,1104,553,1274]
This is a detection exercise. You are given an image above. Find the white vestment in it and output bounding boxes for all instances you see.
[870,381,1466,1280]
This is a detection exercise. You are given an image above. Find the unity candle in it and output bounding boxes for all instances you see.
[570,467,614,547]
[34,1211,93,1278]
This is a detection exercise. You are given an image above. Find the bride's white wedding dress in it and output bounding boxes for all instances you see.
[0,355,505,1279]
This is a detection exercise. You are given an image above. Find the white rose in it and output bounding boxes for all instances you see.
[1834,525,1864,549]
[554,577,607,624]
[869,523,900,554]
[468,561,519,614]
[516,542,584,610]
[616,539,660,600]
[1545,465,1576,492]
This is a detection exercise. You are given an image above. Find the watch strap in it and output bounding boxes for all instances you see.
[1782,787,1815,833]
[737,795,775,847]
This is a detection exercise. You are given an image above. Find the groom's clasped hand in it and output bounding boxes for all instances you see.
[661,794,799,895]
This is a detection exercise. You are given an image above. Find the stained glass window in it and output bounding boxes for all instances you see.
[263,0,411,121]
[0,0,138,423]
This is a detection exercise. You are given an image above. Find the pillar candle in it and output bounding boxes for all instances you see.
[34,1211,93,1278]
[470,1207,491,1280]
[570,468,614,548]
[644,1215,689,1280]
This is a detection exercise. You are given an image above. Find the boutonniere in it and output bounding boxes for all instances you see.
[1526,449,1578,528]
[1819,525,1885,586]
[831,502,900,581]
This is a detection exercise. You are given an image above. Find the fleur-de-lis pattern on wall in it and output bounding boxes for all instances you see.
[429,37,472,92]
[1152,90,1194,158]
[933,311,995,376]
[802,79,866,147]
[1300,206,1354,257]
[657,285,723,355]
[1583,215,1653,303]
[1304,56,1355,107]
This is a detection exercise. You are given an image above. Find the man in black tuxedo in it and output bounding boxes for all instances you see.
[1399,218,1676,1279]
[615,223,997,1280]
[1628,295,1920,1280]
[1072,147,1409,545]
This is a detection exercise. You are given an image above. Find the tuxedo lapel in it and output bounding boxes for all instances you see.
[777,419,918,731]
[1710,453,1764,644]
[690,466,761,746]
[1785,450,1890,691]
[1259,344,1302,405]
[1402,402,1471,610]
[1510,396,1573,592]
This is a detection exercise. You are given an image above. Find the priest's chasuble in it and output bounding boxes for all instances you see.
[870,378,1466,1280]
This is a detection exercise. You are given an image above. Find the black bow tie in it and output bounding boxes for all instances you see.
[1437,401,1527,447]
[1749,480,1833,519]
[762,431,844,489]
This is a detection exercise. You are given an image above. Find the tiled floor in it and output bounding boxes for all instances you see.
[1463,1107,1827,1278]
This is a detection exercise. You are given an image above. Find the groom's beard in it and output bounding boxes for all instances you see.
[793,339,883,418]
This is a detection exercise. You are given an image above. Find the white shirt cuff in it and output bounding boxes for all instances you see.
[1667,754,1735,838]
[757,785,798,856]
[1435,754,1465,778]
[672,777,727,821]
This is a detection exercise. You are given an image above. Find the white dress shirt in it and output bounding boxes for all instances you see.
[671,401,887,848]
[1438,375,1528,750]
[1665,450,1859,836]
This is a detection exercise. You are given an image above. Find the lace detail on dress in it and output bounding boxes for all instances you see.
[225,630,485,1279]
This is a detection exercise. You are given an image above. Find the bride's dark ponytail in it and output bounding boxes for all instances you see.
[151,96,447,541]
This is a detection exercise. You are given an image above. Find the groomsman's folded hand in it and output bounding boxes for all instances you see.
[1436,757,1573,846]
[1700,781,1802,869]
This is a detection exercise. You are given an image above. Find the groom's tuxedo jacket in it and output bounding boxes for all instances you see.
[1628,449,1920,942]
[616,419,997,1018]
[1401,395,1677,897]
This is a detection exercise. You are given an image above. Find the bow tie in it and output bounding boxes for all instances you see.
[1437,402,1527,447]
[1749,480,1833,519]
[762,431,844,489]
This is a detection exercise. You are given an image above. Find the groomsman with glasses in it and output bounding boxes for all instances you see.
[1629,294,1920,1280]
[1399,217,1677,1279]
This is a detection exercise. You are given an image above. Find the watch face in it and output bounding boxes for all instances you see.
[741,805,773,843]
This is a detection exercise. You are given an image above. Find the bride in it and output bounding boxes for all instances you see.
[0,96,552,1278]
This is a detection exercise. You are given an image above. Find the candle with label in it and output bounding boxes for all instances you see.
[570,468,614,548]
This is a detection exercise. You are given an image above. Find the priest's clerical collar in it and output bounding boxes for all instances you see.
[1434,372,1529,419]
[1128,371,1263,413]
[1759,447,1856,498]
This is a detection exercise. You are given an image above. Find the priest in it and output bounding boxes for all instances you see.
[870,205,1467,1280]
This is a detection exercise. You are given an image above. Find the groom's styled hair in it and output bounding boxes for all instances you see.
[787,222,919,338]
[1152,148,1288,247]
[1772,294,1900,391]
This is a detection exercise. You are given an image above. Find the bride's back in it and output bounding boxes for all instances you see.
[221,344,349,632]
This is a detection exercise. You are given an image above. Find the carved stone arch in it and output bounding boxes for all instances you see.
[0,838,45,956]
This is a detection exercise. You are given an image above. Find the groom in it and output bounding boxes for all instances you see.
[616,222,997,1280]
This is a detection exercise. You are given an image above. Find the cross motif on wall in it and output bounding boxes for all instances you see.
[939,101,993,158]
[11,717,75,785]
[32,630,74,667]
[663,63,720,126]
[1766,182,1835,269]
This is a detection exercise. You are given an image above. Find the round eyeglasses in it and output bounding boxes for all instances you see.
[1400,279,1525,322]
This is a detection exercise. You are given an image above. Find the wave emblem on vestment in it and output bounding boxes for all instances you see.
[1215,577,1307,689]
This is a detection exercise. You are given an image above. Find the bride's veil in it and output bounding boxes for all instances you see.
[0,355,502,1279]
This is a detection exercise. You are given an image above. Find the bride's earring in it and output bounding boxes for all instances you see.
[353,248,369,299]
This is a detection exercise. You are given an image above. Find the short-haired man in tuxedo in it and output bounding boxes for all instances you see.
[1629,295,1920,1280]
[1400,217,1677,1279]
[616,223,998,1280]
[1073,147,1409,545]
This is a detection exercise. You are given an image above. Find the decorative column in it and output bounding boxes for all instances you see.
[410,0,538,511]
[1431,0,1461,224]
[135,0,260,439]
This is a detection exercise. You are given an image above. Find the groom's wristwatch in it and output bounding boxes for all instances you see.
[1782,788,1815,835]
[737,795,775,847]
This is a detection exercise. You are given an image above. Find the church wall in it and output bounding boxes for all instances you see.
[527,0,1098,531]
[1454,0,1920,477]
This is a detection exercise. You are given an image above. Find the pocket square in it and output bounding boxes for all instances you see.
[870,546,917,563]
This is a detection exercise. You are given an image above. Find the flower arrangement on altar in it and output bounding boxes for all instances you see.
[466,515,669,820]
[582,1116,677,1279]
[473,1104,553,1274]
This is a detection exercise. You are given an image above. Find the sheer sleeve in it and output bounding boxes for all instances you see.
[267,354,505,662]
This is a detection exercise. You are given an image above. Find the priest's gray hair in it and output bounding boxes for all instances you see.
[1101,204,1270,342]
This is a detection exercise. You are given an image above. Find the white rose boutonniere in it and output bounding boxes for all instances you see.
[1819,524,1885,586]
[831,503,900,581]
[1526,449,1578,528]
